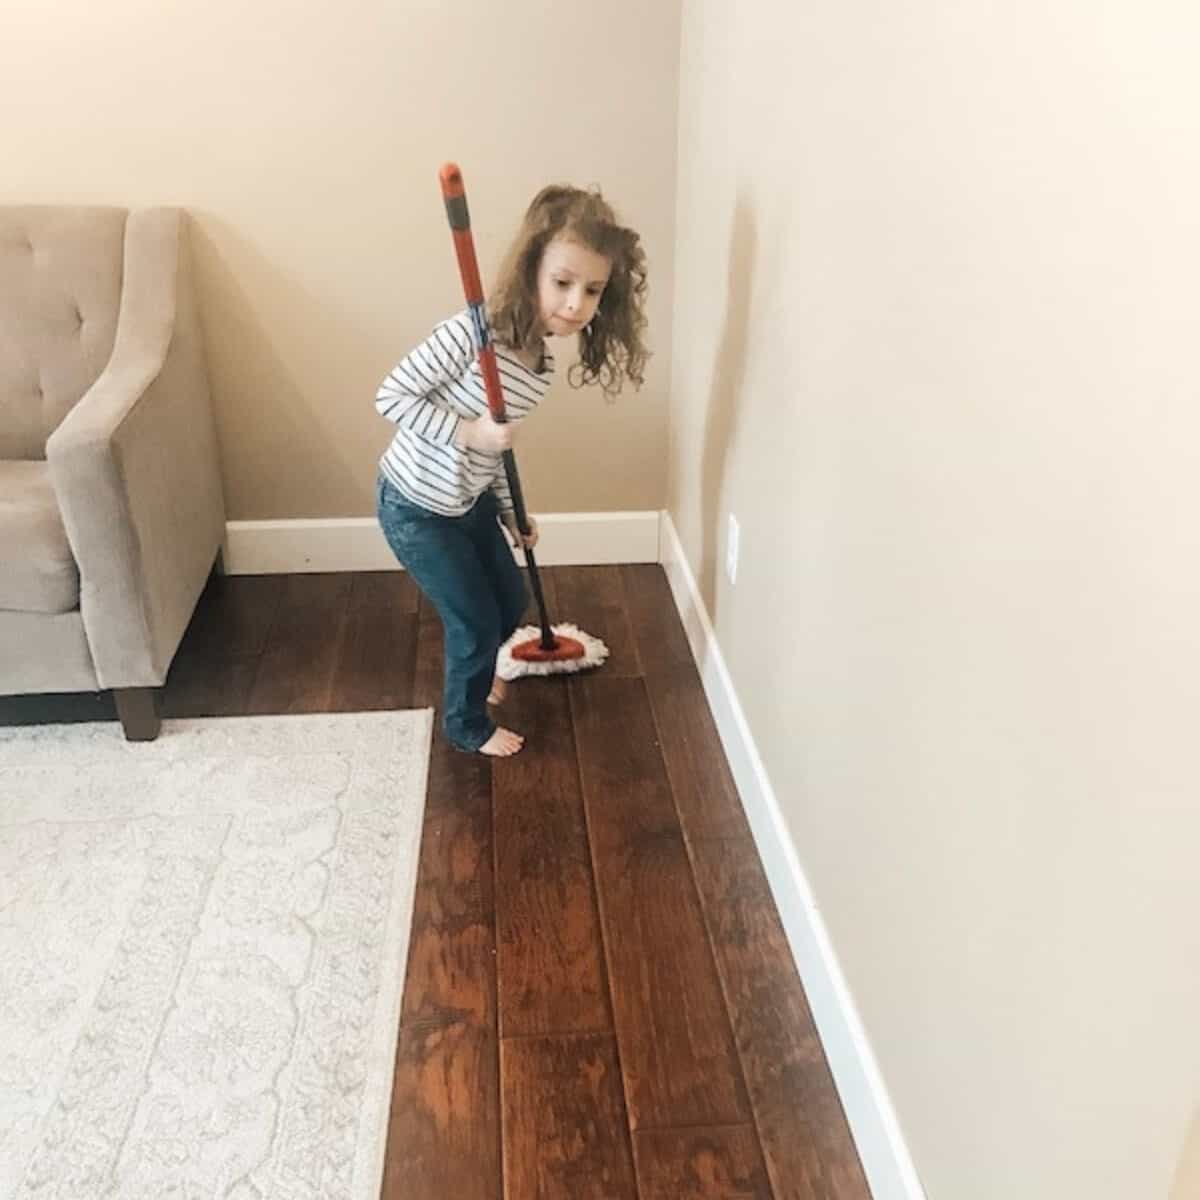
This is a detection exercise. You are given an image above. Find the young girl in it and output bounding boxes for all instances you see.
[375,184,649,757]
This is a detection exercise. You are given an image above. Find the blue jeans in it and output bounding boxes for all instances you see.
[376,475,527,751]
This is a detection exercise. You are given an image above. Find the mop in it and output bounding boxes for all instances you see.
[438,162,609,681]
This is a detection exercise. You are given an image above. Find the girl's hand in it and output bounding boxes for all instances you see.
[456,413,515,454]
[504,515,539,549]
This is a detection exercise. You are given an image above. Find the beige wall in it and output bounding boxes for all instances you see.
[670,3,1200,1198]
[1,0,679,519]
[1174,1111,1200,1200]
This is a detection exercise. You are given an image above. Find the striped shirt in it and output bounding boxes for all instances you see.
[376,310,554,517]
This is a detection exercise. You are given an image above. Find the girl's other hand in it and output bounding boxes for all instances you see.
[503,515,539,549]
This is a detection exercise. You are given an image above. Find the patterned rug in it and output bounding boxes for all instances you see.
[0,710,432,1200]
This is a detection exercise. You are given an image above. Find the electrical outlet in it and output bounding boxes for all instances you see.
[726,513,740,584]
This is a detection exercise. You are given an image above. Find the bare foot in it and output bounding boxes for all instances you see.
[487,676,508,706]
[478,726,524,757]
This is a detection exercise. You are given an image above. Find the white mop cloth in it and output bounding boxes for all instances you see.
[495,623,610,680]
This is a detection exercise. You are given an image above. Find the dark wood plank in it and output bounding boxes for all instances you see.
[391,584,501,1197]
[623,565,751,842]
[552,566,641,677]
[492,678,610,1038]
[402,571,495,1014]
[160,573,284,717]
[180,571,284,659]
[690,836,872,1200]
[328,572,419,711]
[245,573,353,713]
[632,1125,773,1199]
[401,788,496,1029]
[374,567,421,616]
[162,656,262,719]
[643,664,753,842]
[420,726,492,813]
[500,1033,637,1199]
[383,1021,500,1200]
[621,564,693,675]
[569,673,750,1130]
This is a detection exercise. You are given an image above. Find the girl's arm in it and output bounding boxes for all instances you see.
[374,314,476,445]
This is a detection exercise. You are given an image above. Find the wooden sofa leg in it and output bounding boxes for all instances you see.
[115,687,161,741]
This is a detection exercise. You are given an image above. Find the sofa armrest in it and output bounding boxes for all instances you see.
[46,207,225,689]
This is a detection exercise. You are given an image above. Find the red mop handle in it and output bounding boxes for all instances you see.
[438,162,507,423]
[437,162,555,648]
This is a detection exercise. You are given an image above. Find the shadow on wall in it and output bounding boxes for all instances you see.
[1172,1107,1200,1200]
[188,214,378,521]
[699,195,756,617]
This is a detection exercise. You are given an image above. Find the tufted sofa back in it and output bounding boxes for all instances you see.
[0,207,127,459]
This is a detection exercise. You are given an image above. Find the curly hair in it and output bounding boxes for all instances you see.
[488,185,649,397]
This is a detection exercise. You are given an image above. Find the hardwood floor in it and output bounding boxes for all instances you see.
[0,565,872,1200]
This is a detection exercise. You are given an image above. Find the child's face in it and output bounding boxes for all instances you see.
[536,237,611,337]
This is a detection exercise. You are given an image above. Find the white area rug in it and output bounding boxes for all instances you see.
[0,710,433,1200]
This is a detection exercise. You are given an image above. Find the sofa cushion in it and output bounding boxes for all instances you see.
[0,460,79,614]
[0,207,126,459]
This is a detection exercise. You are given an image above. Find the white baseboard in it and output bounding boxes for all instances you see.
[222,511,661,575]
[658,512,926,1200]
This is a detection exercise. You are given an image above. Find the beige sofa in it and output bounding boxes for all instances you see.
[0,206,225,739]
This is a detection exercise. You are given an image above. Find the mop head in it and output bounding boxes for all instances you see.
[496,623,609,681]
